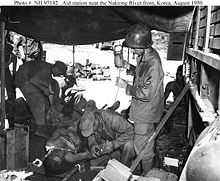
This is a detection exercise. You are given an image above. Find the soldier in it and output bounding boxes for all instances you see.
[164,65,185,106]
[15,61,67,138]
[164,65,187,132]
[116,24,164,174]
[79,103,134,166]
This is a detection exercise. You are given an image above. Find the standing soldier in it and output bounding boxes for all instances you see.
[116,24,164,174]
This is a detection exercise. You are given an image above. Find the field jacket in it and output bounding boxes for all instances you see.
[126,47,164,124]
[88,109,134,150]
[15,61,53,96]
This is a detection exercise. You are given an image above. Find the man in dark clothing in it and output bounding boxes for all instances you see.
[79,104,134,166]
[116,24,164,173]
[15,61,67,137]
[164,65,187,131]
[164,65,185,106]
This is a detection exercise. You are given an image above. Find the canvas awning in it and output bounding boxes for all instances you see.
[2,6,194,45]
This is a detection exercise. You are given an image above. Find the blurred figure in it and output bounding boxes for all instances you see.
[15,61,67,138]
[116,24,164,174]
[164,65,187,132]
[164,65,185,106]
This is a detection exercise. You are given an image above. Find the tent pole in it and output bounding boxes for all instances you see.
[0,20,6,129]
[72,44,75,77]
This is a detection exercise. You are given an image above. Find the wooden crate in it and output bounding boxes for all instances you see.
[212,37,220,49]
[0,124,29,170]
[198,37,204,47]
[214,23,220,36]
[211,9,220,24]
[210,24,215,36]
[200,18,207,28]
[200,8,207,19]
[199,27,206,38]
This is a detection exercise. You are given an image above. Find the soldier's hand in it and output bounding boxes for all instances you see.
[102,141,114,154]
[116,77,128,89]
[122,60,130,70]
[91,145,102,157]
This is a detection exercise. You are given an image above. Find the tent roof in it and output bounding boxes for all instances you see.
[2,7,194,45]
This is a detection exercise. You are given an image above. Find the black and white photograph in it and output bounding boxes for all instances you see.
[0,3,220,181]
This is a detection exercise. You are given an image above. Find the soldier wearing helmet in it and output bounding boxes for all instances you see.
[116,24,164,174]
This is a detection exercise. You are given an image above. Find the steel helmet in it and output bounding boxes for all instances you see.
[123,24,153,49]
[186,140,220,181]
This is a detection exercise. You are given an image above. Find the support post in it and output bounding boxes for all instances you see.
[0,20,5,129]
[72,45,75,65]
[72,45,75,77]
[218,79,220,115]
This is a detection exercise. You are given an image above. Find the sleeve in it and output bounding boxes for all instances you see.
[15,65,29,88]
[103,110,132,149]
[50,79,60,104]
[29,68,52,96]
[126,62,159,102]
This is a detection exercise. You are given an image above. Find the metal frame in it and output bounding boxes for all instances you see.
[186,48,220,71]
[185,6,220,125]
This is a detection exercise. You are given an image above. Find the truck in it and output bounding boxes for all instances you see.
[178,6,220,181]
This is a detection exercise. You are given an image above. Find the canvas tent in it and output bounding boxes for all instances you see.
[2,6,194,45]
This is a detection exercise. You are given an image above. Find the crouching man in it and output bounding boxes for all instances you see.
[79,106,134,167]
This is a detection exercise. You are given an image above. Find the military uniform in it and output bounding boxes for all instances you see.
[126,47,164,172]
[15,61,60,137]
[80,108,134,166]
